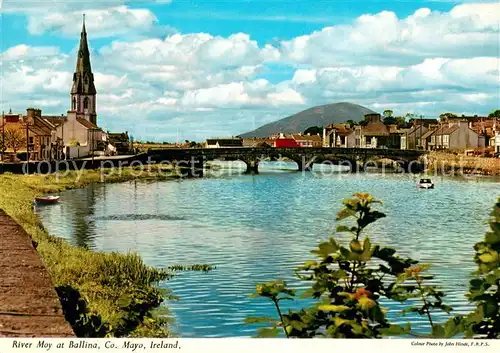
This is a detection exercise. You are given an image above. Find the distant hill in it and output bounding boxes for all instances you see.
[239,102,376,138]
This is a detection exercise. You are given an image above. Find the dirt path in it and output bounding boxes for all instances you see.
[0,209,74,337]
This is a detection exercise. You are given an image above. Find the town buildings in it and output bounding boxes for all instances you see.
[290,133,322,147]
[323,124,353,147]
[0,109,64,161]
[206,138,243,148]
[1,16,137,161]
[422,121,481,151]
[400,120,438,150]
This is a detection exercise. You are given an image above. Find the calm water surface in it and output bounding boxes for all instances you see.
[37,163,500,337]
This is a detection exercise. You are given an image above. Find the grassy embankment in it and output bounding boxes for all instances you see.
[425,151,500,176]
[0,166,210,337]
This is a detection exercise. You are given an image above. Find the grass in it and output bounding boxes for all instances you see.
[0,166,210,337]
[425,151,500,176]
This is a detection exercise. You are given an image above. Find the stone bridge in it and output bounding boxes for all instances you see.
[147,147,426,175]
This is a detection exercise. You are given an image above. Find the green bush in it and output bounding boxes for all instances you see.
[465,198,500,338]
[248,193,499,338]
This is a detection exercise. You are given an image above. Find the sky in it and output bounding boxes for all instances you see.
[0,0,499,141]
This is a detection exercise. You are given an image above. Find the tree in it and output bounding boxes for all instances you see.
[4,128,25,156]
[346,120,358,127]
[383,110,393,118]
[395,116,406,127]
[439,112,458,120]
[488,109,500,118]
[383,116,397,125]
[304,126,323,135]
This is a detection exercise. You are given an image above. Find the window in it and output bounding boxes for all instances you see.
[84,97,89,110]
[72,97,76,110]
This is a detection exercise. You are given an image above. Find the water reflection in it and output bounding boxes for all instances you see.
[37,167,500,337]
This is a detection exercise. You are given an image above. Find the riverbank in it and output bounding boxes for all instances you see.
[0,210,75,337]
[425,151,500,176]
[0,166,204,337]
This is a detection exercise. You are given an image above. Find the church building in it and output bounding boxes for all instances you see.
[59,15,104,156]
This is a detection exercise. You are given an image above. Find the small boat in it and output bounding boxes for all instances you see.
[35,196,60,204]
[417,178,434,189]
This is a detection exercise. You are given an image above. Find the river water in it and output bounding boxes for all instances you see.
[36,162,500,337]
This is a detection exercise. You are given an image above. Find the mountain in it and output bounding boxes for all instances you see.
[239,102,376,138]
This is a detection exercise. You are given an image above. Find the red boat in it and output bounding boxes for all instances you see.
[35,196,60,204]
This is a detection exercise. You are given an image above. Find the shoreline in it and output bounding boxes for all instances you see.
[423,151,500,177]
[0,166,202,338]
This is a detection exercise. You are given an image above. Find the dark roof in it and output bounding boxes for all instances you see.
[362,121,390,137]
[206,138,243,147]
[409,118,439,125]
[26,116,55,136]
[291,134,322,142]
[420,129,436,140]
[325,123,353,136]
[42,116,67,127]
[76,117,98,129]
[434,125,459,136]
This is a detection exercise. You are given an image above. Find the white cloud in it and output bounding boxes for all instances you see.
[1,2,499,140]
[0,45,61,61]
[279,3,500,66]
[26,6,159,38]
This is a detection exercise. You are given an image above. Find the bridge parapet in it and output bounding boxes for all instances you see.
[146,147,426,175]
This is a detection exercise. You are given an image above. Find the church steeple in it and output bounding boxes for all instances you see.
[71,14,97,125]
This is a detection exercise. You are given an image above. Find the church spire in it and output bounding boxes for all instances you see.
[72,15,95,86]
[70,14,97,125]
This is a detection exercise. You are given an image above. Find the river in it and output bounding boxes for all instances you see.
[36,162,500,337]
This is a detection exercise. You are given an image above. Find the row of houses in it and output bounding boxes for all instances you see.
[0,108,133,161]
[206,133,323,149]
[324,113,500,152]
[205,113,500,154]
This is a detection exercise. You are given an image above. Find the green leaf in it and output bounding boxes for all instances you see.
[443,317,464,338]
[431,324,446,338]
[244,317,277,325]
[350,240,362,253]
[311,240,339,257]
[336,225,352,233]
[256,327,279,338]
[380,324,411,336]
[357,296,376,310]
[360,238,372,261]
[336,208,357,220]
[478,251,498,264]
[318,304,351,312]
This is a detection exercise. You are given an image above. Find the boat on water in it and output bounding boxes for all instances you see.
[417,178,434,189]
[35,196,61,204]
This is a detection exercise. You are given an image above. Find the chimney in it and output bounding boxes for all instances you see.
[26,108,36,119]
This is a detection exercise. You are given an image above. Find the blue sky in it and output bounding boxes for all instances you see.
[1,0,499,141]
